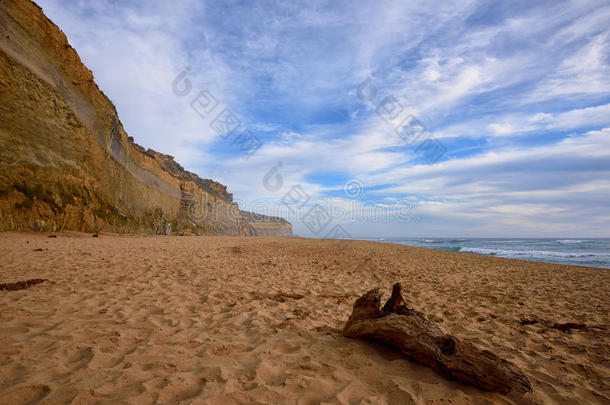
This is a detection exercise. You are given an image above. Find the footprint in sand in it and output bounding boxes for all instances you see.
[0,384,51,404]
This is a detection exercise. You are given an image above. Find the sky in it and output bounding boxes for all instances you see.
[36,0,610,238]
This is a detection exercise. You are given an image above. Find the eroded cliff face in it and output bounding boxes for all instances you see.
[0,0,291,236]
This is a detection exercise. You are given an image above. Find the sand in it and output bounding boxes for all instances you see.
[0,232,608,404]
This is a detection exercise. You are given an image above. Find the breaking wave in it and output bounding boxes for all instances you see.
[459,247,607,259]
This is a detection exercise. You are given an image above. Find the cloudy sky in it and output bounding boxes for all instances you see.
[37,0,610,238]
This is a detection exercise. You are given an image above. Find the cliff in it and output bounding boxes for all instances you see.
[0,0,291,236]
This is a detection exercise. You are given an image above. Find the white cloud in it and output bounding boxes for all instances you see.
[529,33,610,102]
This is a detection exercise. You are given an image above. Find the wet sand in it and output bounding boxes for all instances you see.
[0,232,608,404]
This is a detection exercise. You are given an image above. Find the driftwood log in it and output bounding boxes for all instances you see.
[0,279,47,291]
[343,283,532,398]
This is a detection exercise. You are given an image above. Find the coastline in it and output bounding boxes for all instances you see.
[358,237,610,270]
[1,232,608,403]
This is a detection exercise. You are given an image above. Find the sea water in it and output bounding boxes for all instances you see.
[362,238,610,269]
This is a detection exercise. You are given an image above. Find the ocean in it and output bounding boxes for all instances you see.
[362,238,610,269]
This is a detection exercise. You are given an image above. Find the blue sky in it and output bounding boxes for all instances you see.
[37,0,610,237]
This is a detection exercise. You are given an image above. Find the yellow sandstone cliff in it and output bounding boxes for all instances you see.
[0,0,291,236]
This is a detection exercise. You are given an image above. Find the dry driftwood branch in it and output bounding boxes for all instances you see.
[520,318,587,332]
[343,283,532,397]
[0,279,48,291]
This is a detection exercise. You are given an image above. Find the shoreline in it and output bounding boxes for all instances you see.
[5,231,608,270]
[354,236,610,270]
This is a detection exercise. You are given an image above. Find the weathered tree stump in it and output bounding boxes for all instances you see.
[343,283,532,398]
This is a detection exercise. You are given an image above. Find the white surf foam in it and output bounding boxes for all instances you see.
[459,247,606,259]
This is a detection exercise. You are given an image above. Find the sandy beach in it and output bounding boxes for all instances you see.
[0,232,608,404]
